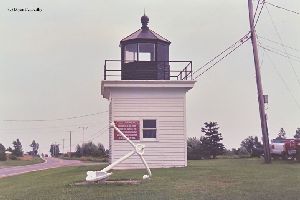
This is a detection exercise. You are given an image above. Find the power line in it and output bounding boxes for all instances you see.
[86,125,109,140]
[0,120,108,132]
[192,32,250,77]
[253,0,262,20]
[2,111,108,122]
[194,36,250,79]
[191,1,264,79]
[192,33,250,78]
[63,126,109,150]
[261,48,300,111]
[258,44,300,61]
[259,45,300,63]
[266,1,300,15]
[254,0,265,27]
[88,127,109,141]
[265,5,300,87]
[257,35,300,52]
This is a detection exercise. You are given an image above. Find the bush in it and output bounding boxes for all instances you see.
[0,143,7,161]
[75,142,107,158]
[0,153,7,161]
[237,147,250,158]
[296,147,300,162]
[9,154,18,160]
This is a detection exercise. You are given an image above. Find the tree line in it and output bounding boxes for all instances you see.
[275,127,300,139]
[0,139,39,161]
[187,123,300,160]
[49,141,108,158]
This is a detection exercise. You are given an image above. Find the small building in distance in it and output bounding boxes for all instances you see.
[101,14,195,169]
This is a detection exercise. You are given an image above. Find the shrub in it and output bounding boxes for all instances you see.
[0,143,7,161]
[9,154,18,160]
[75,142,107,158]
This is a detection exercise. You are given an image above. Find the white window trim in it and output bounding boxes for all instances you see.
[141,119,159,142]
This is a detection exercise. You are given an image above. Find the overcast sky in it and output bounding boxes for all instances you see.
[0,0,299,154]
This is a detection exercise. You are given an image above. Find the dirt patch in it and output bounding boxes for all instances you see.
[19,155,33,161]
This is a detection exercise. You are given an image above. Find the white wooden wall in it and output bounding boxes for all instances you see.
[109,87,188,169]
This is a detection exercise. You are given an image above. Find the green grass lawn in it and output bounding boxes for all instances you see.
[0,159,299,200]
[0,157,44,167]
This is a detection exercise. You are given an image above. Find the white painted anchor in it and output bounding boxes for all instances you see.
[86,122,152,182]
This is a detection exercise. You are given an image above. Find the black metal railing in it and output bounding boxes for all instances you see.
[104,60,193,80]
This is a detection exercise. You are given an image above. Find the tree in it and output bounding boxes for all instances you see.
[6,147,13,152]
[294,128,300,139]
[12,139,23,157]
[97,143,106,156]
[240,136,263,157]
[50,144,60,157]
[276,128,286,139]
[29,140,39,156]
[241,136,255,154]
[75,144,82,157]
[75,142,107,157]
[201,122,225,159]
[0,143,7,161]
[187,137,202,160]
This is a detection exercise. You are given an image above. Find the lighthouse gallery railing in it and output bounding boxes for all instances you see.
[103,60,193,80]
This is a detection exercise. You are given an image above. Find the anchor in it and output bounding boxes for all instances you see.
[86,122,152,182]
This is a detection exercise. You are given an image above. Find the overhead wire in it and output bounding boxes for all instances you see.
[260,47,300,111]
[192,32,250,78]
[0,119,108,132]
[192,0,265,79]
[62,126,109,151]
[86,125,109,141]
[2,111,108,122]
[265,1,300,15]
[254,0,265,27]
[265,5,300,87]
[258,45,300,62]
[257,35,300,52]
[194,36,251,80]
[253,0,262,20]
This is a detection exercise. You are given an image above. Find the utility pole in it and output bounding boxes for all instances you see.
[62,138,65,154]
[248,0,271,163]
[78,126,88,156]
[78,126,88,144]
[54,142,56,157]
[69,131,72,157]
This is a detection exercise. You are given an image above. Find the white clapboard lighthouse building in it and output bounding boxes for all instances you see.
[101,15,195,169]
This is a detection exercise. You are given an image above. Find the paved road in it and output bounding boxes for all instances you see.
[0,157,82,179]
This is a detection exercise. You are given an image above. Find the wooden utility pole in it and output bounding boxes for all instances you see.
[54,142,57,157]
[62,138,65,154]
[78,126,88,144]
[248,0,271,163]
[69,131,72,157]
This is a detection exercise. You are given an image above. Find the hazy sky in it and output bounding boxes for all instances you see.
[1,0,299,154]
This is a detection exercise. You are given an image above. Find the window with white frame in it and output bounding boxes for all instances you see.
[142,119,157,139]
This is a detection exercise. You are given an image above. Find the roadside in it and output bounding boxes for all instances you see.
[0,156,44,168]
[0,157,82,179]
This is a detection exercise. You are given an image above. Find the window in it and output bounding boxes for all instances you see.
[138,43,155,61]
[124,44,138,63]
[143,119,157,139]
[124,43,156,63]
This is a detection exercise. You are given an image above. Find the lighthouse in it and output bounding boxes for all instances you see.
[101,14,195,169]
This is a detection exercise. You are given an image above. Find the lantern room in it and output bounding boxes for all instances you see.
[120,14,171,80]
